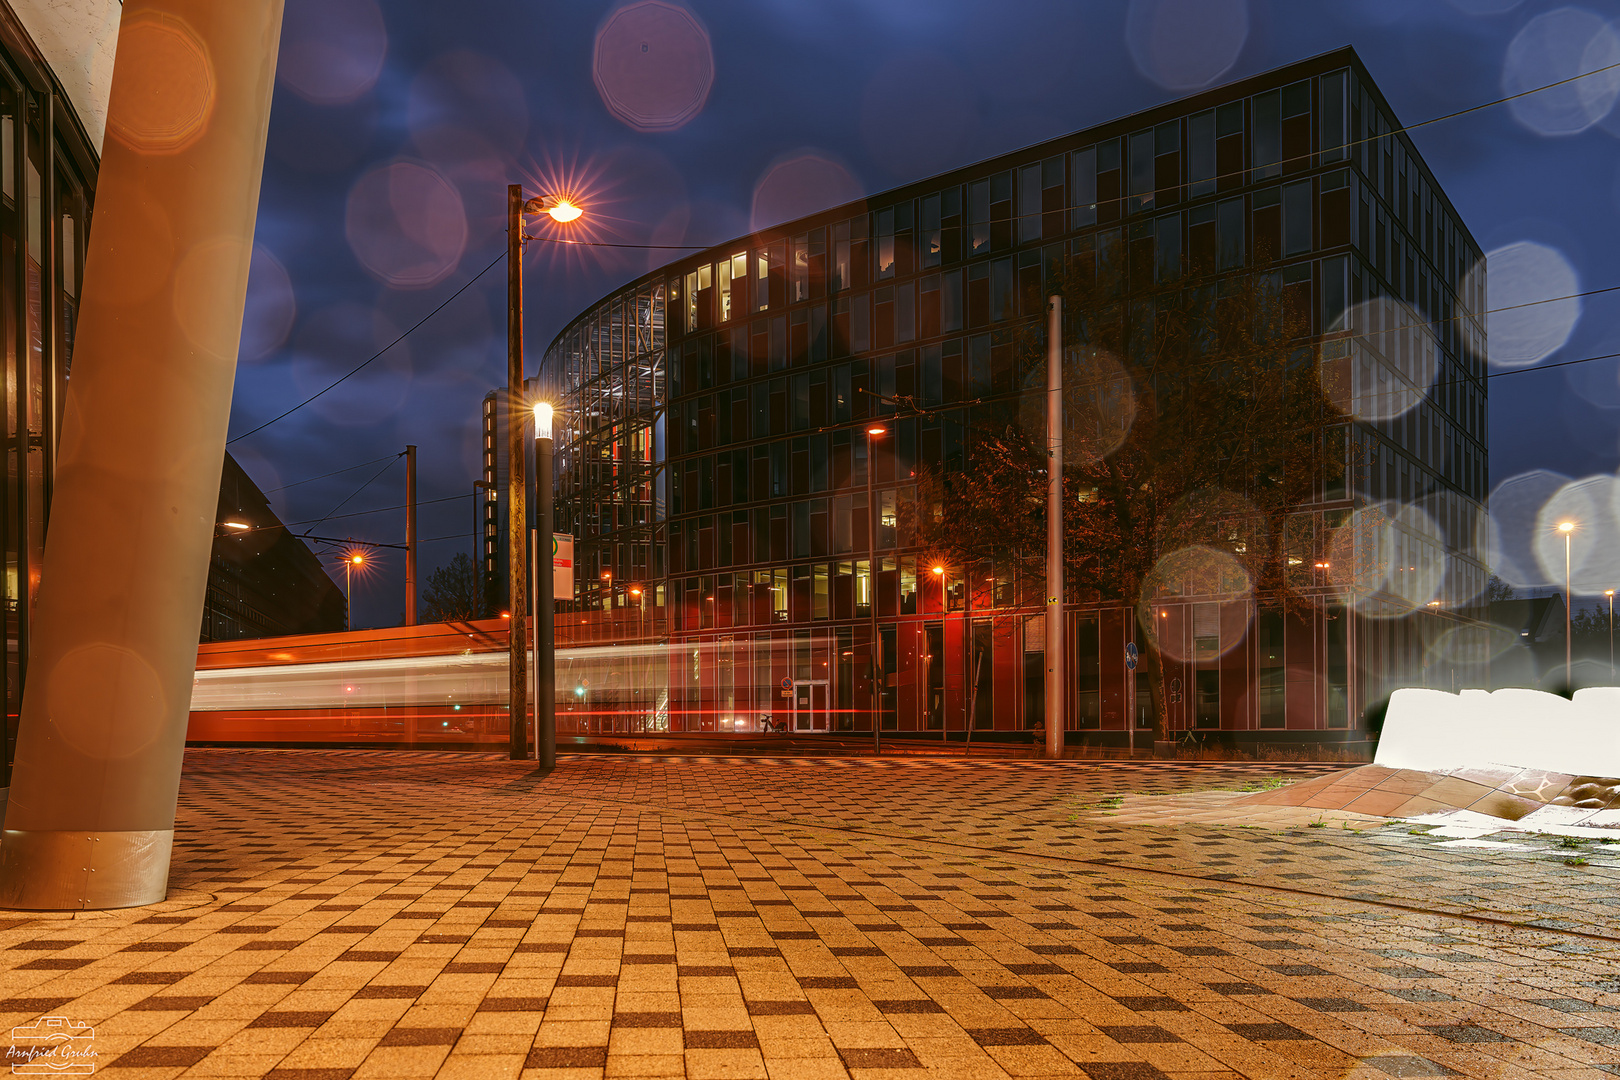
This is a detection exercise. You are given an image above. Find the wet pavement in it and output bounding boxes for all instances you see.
[2,749,1617,1079]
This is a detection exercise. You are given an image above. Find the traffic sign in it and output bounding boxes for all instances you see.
[780,676,793,690]
[1125,641,1138,671]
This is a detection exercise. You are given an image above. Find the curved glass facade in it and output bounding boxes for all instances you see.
[541,46,1490,745]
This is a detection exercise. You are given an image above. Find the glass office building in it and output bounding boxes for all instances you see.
[538,46,1489,747]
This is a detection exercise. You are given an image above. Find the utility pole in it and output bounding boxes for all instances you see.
[506,184,529,760]
[404,444,417,625]
[1045,295,1065,761]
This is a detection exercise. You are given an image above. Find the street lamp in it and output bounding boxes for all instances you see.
[1559,521,1575,687]
[1607,589,1615,684]
[507,186,584,762]
[534,400,556,771]
[867,424,887,753]
[345,552,365,632]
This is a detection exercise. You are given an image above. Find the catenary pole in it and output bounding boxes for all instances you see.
[0,0,286,909]
[404,444,417,624]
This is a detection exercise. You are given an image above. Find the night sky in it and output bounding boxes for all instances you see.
[228,0,1620,626]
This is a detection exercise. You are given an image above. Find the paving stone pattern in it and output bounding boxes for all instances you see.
[1,749,1617,1079]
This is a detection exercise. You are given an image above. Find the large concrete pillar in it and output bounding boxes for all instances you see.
[0,0,284,910]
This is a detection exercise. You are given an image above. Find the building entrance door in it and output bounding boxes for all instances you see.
[792,680,829,732]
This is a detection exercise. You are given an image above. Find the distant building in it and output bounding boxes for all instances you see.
[1486,595,1567,688]
[205,454,347,641]
[515,46,1489,746]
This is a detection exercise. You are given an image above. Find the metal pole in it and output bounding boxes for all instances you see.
[1045,295,1065,760]
[1566,532,1573,689]
[507,185,529,760]
[868,427,882,754]
[537,425,556,770]
[346,560,352,632]
[1609,591,1614,683]
[404,445,417,625]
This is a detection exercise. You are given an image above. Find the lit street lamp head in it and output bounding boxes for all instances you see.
[1559,521,1575,533]
[524,194,584,224]
[534,401,553,440]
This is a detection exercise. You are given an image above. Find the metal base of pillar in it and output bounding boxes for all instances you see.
[0,829,172,910]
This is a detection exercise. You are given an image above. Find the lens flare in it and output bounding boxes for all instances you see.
[546,199,584,223]
[106,12,215,155]
[1533,474,1620,592]
[345,160,467,290]
[593,0,714,133]
[1137,546,1254,663]
[1486,469,1571,589]
[1325,502,1444,617]
[278,0,387,106]
[238,244,297,363]
[1501,7,1620,136]
[1125,0,1249,91]
[1020,348,1136,467]
[1464,241,1581,369]
[751,150,865,233]
[1322,296,1438,423]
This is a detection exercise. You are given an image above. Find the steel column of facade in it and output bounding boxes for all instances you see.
[404,444,417,625]
[1045,296,1064,761]
[537,430,556,770]
[506,185,528,760]
[0,0,286,910]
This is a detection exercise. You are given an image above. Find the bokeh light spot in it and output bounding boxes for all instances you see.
[345,161,468,290]
[594,1,714,133]
[1486,469,1571,589]
[107,13,214,155]
[1466,240,1581,369]
[238,244,297,364]
[1502,7,1620,136]
[1020,348,1137,465]
[278,0,387,106]
[751,151,864,232]
[173,236,253,361]
[1138,546,1254,663]
[1125,0,1249,92]
[1323,297,1438,423]
[1530,474,1620,591]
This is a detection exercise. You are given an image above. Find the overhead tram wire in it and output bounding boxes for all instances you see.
[224,63,1620,452]
[227,250,506,445]
[261,454,400,494]
[297,454,403,540]
[228,235,715,445]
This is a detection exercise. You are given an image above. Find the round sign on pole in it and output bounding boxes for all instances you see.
[780,676,793,690]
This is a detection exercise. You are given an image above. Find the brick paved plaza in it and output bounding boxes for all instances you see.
[4,750,1620,1079]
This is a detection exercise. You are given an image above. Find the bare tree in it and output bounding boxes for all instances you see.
[905,257,1351,741]
[421,552,485,623]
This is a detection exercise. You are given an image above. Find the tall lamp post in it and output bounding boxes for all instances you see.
[345,552,364,632]
[506,184,583,761]
[1607,588,1615,684]
[1558,521,1575,688]
[534,401,557,771]
[867,423,887,753]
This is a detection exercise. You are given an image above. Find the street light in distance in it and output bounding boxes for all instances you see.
[1558,521,1576,686]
